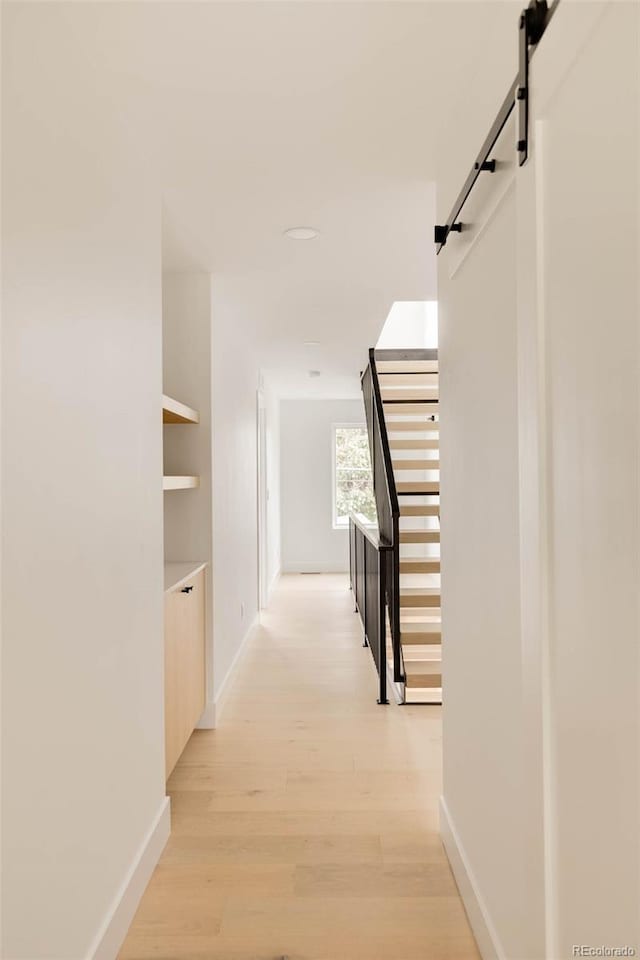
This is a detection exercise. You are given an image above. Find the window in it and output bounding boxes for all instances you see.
[332,424,376,528]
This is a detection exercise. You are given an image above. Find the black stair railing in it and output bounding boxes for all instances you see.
[349,514,391,704]
[357,350,403,689]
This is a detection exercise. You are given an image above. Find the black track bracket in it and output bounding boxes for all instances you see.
[434,0,556,252]
[518,0,549,166]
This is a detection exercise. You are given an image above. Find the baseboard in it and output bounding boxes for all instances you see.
[196,699,217,729]
[87,796,170,960]
[197,613,258,729]
[282,561,349,573]
[439,796,504,960]
[267,567,281,600]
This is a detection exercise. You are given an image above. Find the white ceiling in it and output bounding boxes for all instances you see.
[130,2,520,397]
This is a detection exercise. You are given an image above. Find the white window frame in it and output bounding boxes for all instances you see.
[331,421,369,530]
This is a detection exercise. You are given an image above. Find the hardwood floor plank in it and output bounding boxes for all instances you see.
[121,930,480,960]
[119,574,478,960]
[159,833,383,867]
[292,861,458,897]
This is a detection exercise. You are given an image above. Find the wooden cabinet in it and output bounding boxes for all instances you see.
[164,568,205,778]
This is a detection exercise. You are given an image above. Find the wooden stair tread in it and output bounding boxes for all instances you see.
[400,503,440,516]
[393,459,440,471]
[401,623,442,644]
[397,482,439,494]
[399,529,440,543]
[389,437,439,449]
[376,360,438,374]
[379,373,439,386]
[384,402,439,415]
[401,586,441,595]
[400,624,442,636]
[400,587,441,607]
[403,647,441,660]
[404,659,442,688]
[400,609,441,621]
[399,558,440,574]
[381,388,439,402]
[385,420,439,433]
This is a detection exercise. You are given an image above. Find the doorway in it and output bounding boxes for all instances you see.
[257,390,268,609]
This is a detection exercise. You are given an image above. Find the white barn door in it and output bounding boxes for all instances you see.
[520,3,640,956]
[439,2,639,957]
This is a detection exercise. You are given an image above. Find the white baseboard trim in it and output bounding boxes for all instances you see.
[196,699,217,729]
[282,561,349,574]
[88,796,170,960]
[197,613,258,729]
[267,567,281,600]
[439,796,504,960]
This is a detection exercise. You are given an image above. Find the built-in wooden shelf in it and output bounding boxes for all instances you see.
[163,476,200,491]
[162,394,200,425]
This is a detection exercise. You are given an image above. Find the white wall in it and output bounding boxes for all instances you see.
[523,6,639,955]
[437,3,640,958]
[376,300,438,349]
[162,272,214,720]
[1,5,167,956]
[435,11,536,955]
[210,286,260,703]
[264,380,282,596]
[439,124,526,960]
[281,398,365,573]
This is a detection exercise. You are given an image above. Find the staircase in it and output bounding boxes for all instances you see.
[356,347,441,705]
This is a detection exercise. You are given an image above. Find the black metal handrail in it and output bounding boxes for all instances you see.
[349,512,388,549]
[359,350,403,689]
[349,513,391,704]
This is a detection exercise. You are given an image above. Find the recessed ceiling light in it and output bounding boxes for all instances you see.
[284,227,319,240]
[304,340,321,346]
[308,370,321,378]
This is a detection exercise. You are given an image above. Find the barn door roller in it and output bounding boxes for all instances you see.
[434,0,556,253]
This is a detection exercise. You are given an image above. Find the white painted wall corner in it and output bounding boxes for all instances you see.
[439,796,504,960]
[88,797,170,960]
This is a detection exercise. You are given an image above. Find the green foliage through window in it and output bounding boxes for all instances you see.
[334,426,377,527]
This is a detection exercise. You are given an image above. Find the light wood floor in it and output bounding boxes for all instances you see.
[119,573,479,960]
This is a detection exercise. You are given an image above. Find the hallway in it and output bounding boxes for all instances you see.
[120,574,479,959]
